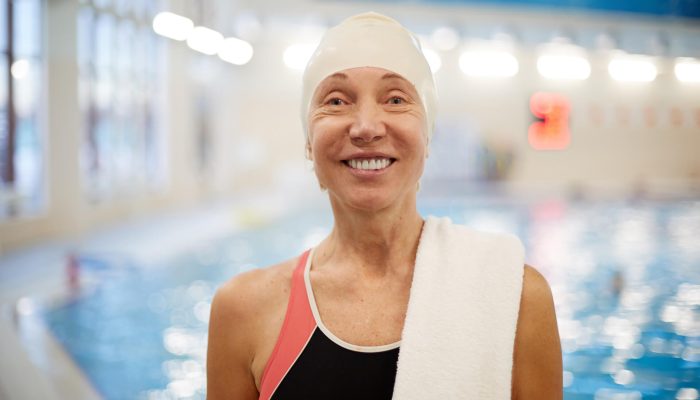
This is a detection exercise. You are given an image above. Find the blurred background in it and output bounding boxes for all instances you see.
[0,0,699,399]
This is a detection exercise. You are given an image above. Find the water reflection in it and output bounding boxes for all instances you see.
[677,388,699,400]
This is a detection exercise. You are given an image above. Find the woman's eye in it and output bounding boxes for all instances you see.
[327,98,344,106]
[388,96,404,105]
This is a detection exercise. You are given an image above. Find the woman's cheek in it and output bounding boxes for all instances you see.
[311,157,329,189]
[310,140,332,182]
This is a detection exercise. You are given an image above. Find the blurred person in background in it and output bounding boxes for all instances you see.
[207,12,561,400]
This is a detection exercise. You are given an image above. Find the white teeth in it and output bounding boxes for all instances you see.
[347,157,392,171]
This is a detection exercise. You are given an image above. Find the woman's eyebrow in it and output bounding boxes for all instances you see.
[316,73,349,93]
[325,72,349,81]
[381,72,408,82]
[380,73,416,94]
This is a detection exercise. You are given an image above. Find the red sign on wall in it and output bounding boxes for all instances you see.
[528,92,571,150]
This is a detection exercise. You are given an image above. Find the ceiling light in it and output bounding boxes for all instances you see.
[537,54,591,80]
[608,56,657,83]
[10,59,29,80]
[152,11,193,41]
[459,50,518,78]
[675,58,700,83]
[431,27,459,51]
[218,37,254,66]
[187,26,224,55]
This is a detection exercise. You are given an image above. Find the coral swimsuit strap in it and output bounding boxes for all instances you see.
[258,250,316,400]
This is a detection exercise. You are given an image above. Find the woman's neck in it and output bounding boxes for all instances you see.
[314,195,424,280]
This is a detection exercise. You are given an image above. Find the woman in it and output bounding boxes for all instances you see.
[207,12,562,400]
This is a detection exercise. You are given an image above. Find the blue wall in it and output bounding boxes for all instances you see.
[376,0,700,19]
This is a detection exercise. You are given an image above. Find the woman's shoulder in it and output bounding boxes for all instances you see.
[213,256,299,319]
[208,257,300,362]
[518,264,556,325]
[207,256,301,399]
[521,264,554,302]
[512,263,563,398]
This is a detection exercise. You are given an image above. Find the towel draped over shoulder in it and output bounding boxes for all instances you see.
[392,216,526,399]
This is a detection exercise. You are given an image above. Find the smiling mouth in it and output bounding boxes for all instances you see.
[342,157,396,171]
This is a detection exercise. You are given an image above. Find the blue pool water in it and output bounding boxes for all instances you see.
[43,197,700,399]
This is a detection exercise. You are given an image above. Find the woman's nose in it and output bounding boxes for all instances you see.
[348,103,386,144]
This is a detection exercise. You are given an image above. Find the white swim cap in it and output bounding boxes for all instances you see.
[301,12,437,144]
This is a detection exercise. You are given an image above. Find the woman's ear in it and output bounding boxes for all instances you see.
[424,133,431,158]
[305,142,313,161]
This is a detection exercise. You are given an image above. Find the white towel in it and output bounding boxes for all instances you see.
[393,216,526,399]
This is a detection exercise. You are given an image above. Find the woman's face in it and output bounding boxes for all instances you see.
[307,67,428,212]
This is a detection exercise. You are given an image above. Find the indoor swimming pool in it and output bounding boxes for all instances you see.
[42,196,700,399]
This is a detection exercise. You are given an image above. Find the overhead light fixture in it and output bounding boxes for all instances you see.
[537,54,591,80]
[431,27,459,51]
[10,59,29,80]
[283,43,317,70]
[608,55,657,83]
[187,26,224,55]
[218,37,254,66]
[675,58,700,83]
[152,11,193,41]
[459,50,519,78]
[536,42,591,81]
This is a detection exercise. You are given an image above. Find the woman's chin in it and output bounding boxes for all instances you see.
[330,187,409,213]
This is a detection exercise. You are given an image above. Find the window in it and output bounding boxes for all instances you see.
[0,0,45,219]
[78,0,167,202]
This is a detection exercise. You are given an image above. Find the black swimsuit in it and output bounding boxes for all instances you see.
[258,249,400,400]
